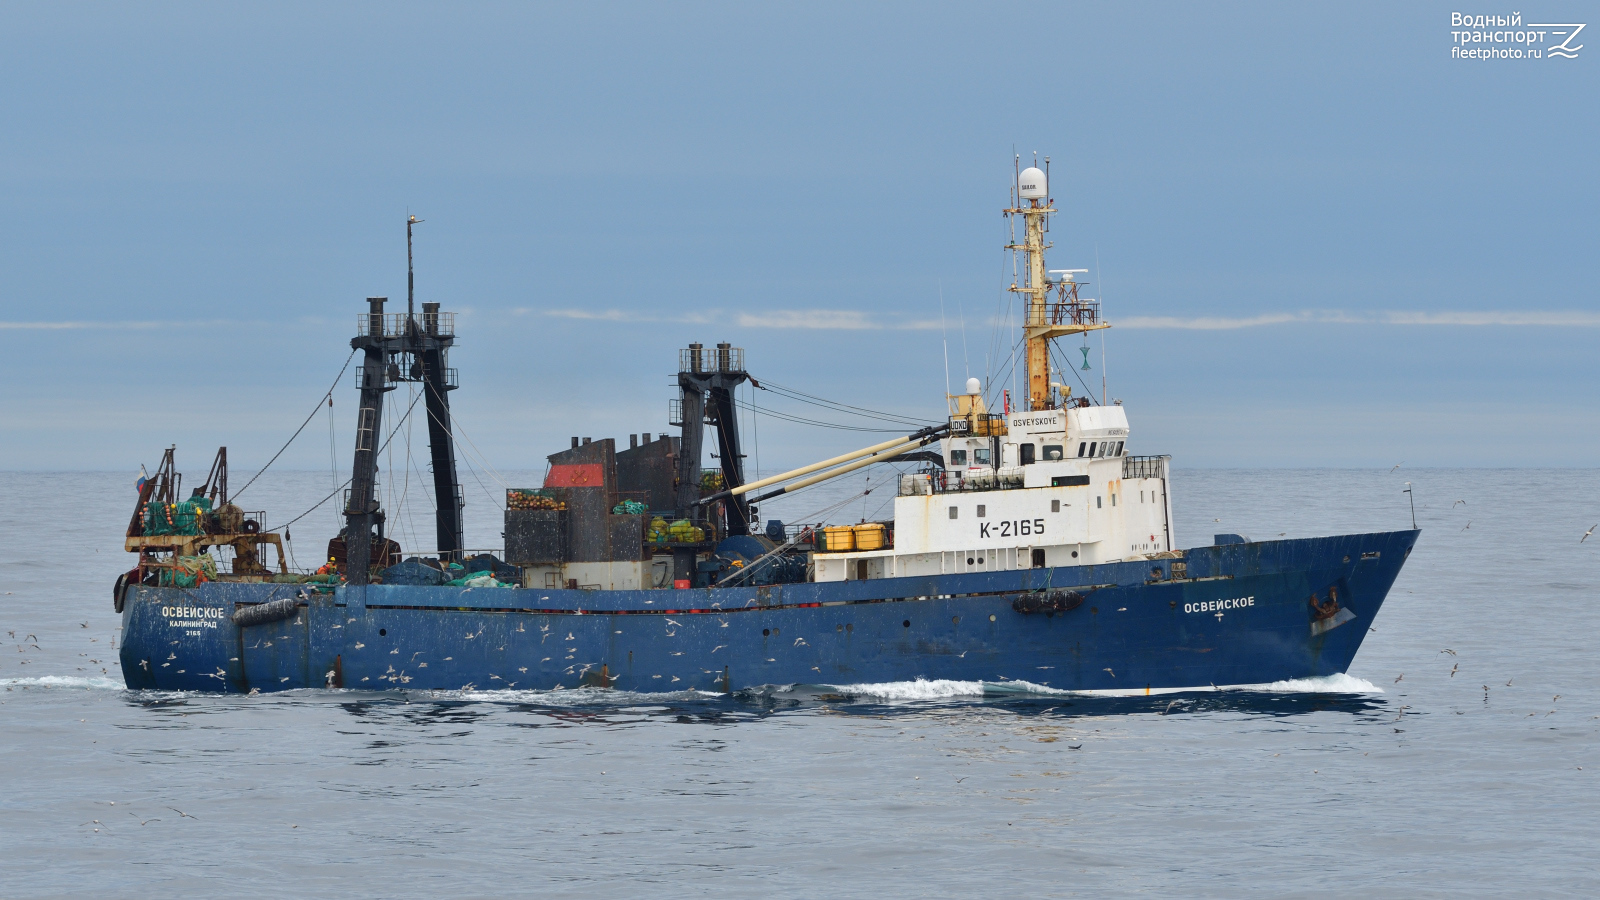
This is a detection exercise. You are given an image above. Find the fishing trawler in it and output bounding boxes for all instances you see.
[116,167,1418,695]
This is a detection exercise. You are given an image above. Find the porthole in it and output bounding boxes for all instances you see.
[989,614,997,622]
[1071,550,1079,558]
[762,628,770,636]
[379,628,387,636]
[902,620,911,628]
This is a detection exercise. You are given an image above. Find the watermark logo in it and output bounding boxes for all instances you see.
[1451,12,1585,59]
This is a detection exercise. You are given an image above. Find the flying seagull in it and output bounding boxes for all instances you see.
[1390,463,1403,472]
[1453,499,1467,508]
[1582,524,1596,543]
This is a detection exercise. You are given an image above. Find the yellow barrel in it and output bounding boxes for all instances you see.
[852,523,886,551]
[822,525,856,552]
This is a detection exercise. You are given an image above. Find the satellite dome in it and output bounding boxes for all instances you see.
[1018,167,1047,200]
[965,377,982,395]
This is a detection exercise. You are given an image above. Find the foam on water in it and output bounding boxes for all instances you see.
[1,675,124,690]
[822,678,1077,701]
[434,685,729,705]
[828,678,988,700]
[1252,672,1383,694]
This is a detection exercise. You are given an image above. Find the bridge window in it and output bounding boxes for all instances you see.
[973,447,991,466]
[1088,442,1097,457]
[950,449,968,467]
[1077,442,1087,457]
[1019,444,1035,466]
[1042,444,1063,461]
[1115,441,1125,456]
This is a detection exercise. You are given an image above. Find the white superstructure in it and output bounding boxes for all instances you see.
[813,157,1177,582]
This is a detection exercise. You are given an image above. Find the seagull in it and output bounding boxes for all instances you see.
[128,812,162,826]
[1453,499,1466,508]
[1162,700,1179,715]
[1440,649,1456,656]
[1506,679,1513,686]
[1391,463,1403,472]
[1449,663,1458,677]
[1583,525,1597,543]
[1461,522,1471,531]
[166,807,198,820]
[1102,667,1115,678]
[1067,744,1082,750]
[1394,673,1404,683]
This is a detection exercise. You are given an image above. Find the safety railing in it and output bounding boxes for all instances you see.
[355,311,455,338]
[1123,455,1170,480]
[355,365,458,389]
[679,346,744,374]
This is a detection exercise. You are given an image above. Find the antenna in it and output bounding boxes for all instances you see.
[958,295,970,378]
[1403,482,1417,529]
[406,214,424,321]
[1095,245,1106,404]
[940,281,952,407]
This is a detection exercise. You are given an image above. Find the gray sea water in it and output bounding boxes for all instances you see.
[2,468,1597,898]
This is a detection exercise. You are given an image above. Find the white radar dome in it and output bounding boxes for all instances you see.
[1018,167,1047,200]
[966,377,982,394]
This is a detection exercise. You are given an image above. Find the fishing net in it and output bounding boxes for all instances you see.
[158,555,218,588]
[143,497,213,536]
[507,488,564,510]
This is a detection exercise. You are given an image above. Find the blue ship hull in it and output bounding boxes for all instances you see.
[119,530,1417,695]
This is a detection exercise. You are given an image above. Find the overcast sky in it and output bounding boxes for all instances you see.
[1,2,1595,477]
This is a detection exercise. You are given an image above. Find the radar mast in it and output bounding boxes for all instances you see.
[1007,155,1110,410]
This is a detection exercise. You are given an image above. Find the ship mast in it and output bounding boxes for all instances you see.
[1006,156,1109,410]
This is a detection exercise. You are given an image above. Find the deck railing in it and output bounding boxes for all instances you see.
[1123,455,1170,480]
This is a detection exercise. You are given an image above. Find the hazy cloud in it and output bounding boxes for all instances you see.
[539,308,941,330]
[1116,310,1600,329]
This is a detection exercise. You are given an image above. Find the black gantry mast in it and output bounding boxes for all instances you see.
[343,217,465,585]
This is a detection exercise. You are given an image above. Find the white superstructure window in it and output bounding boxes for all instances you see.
[948,506,958,519]
[950,449,967,467]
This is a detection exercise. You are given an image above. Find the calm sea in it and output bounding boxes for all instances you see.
[2,468,1596,898]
